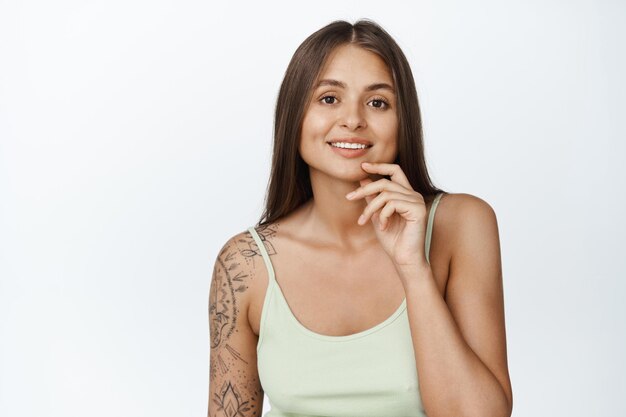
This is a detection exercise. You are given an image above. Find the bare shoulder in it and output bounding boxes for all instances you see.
[427,192,497,268]
[433,191,496,236]
[212,225,279,332]
[434,192,495,215]
[210,229,263,333]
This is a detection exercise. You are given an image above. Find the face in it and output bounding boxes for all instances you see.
[299,43,399,182]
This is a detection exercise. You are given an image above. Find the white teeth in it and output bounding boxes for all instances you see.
[329,142,370,149]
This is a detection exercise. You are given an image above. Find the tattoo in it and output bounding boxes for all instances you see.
[225,343,249,364]
[241,224,278,259]
[208,226,279,417]
[209,250,245,350]
[212,381,251,416]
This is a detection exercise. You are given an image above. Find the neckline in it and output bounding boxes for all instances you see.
[271,274,407,342]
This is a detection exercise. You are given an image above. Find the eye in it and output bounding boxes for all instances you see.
[318,94,390,109]
[319,94,338,105]
[369,97,390,109]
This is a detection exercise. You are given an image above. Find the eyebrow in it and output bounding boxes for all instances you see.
[315,78,396,94]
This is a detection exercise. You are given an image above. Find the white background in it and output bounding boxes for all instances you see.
[1,1,625,416]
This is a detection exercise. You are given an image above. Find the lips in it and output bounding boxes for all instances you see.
[327,137,373,146]
[327,142,372,158]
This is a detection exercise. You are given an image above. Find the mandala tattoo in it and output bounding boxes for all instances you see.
[208,224,279,417]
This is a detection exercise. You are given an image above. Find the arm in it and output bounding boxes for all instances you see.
[208,234,264,417]
[397,194,513,417]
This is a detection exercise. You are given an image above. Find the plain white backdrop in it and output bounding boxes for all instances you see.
[1,0,624,416]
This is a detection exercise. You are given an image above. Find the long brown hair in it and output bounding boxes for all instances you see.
[256,18,446,227]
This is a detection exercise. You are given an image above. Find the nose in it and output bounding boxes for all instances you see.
[339,99,367,130]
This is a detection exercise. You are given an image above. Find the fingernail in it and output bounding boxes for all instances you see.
[358,214,365,224]
[345,191,356,199]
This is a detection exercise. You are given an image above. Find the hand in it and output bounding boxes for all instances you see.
[346,161,429,268]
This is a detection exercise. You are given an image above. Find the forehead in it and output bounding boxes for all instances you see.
[317,44,393,84]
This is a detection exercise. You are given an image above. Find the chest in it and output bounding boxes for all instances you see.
[248,237,450,338]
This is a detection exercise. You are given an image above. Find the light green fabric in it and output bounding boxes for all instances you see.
[248,192,444,417]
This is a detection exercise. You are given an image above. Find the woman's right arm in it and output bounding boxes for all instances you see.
[208,233,264,417]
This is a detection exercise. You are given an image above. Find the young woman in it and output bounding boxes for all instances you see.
[209,19,512,417]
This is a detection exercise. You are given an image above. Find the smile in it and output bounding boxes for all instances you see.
[329,142,372,149]
[327,142,372,158]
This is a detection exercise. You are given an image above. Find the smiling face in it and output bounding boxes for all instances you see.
[299,43,399,182]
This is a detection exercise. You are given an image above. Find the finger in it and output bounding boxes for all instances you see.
[349,178,413,201]
[359,191,417,226]
[379,199,421,230]
[361,162,413,190]
[358,178,374,204]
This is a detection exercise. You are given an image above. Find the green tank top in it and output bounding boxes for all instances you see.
[248,192,444,416]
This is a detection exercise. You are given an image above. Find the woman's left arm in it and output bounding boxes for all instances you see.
[397,195,513,417]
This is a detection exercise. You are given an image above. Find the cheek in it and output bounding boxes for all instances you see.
[374,115,399,159]
[302,108,334,135]
[372,114,398,141]
[299,111,323,156]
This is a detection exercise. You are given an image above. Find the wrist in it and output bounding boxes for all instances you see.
[395,262,434,286]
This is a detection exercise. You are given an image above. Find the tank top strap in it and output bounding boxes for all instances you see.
[247,226,276,285]
[425,192,445,264]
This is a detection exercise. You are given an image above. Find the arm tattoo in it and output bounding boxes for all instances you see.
[208,226,278,417]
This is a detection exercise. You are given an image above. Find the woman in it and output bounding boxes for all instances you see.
[209,19,512,417]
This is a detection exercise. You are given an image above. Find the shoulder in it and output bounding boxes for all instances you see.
[431,192,499,256]
[434,191,493,212]
[213,228,259,269]
[211,228,264,323]
[436,192,496,223]
[437,192,500,276]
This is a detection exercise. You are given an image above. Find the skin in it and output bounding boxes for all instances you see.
[297,43,400,249]
[209,43,513,417]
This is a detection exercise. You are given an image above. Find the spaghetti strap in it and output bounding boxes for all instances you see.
[247,226,276,284]
[425,192,445,264]
[247,226,278,353]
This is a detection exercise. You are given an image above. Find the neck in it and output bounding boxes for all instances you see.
[300,167,382,251]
